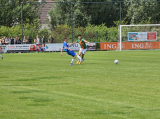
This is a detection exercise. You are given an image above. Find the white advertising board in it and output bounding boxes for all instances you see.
[45,43,96,51]
[0,45,7,53]
[128,32,157,41]
[45,43,63,51]
[7,44,36,51]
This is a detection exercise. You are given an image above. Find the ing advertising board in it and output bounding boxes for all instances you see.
[100,42,160,50]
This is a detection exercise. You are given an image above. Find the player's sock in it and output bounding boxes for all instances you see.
[71,59,75,64]
[0,55,2,58]
[77,55,82,62]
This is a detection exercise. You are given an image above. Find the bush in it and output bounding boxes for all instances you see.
[50,24,118,43]
[0,19,49,43]
[0,22,119,43]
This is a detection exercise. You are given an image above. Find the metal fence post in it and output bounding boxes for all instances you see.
[71,2,73,43]
[96,31,98,42]
[120,2,121,25]
[21,2,23,43]
[47,31,48,43]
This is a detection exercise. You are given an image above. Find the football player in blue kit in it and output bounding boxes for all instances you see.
[61,37,82,65]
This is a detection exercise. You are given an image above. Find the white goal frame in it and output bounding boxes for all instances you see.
[119,24,160,51]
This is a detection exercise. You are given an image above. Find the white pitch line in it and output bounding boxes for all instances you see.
[1,66,159,74]
[0,69,110,74]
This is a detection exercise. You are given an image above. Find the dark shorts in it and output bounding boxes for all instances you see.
[67,50,76,57]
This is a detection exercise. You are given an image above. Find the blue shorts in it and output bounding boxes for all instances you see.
[67,50,76,57]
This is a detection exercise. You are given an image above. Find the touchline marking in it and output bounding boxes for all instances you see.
[1,67,159,74]
[0,69,110,73]
[1,66,160,74]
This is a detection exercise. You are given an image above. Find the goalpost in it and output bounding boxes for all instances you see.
[118,24,160,51]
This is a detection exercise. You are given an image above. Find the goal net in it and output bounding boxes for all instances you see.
[118,24,160,51]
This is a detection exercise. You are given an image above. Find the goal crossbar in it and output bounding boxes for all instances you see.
[120,24,160,27]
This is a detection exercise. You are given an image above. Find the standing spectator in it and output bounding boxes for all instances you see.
[41,35,46,44]
[3,36,7,45]
[3,36,7,42]
[5,37,10,45]
[15,37,21,44]
[0,39,2,45]
[34,37,37,44]
[36,35,40,44]
[15,36,18,41]
[2,38,5,45]
[48,35,54,43]
[27,36,31,44]
[10,36,15,45]
[23,36,28,44]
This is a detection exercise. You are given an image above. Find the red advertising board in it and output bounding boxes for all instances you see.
[30,45,36,51]
[100,42,160,50]
[147,32,157,40]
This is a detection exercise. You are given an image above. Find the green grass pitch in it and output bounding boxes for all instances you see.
[0,50,160,119]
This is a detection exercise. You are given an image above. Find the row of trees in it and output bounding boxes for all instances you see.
[48,0,160,29]
[1,0,160,42]
[0,0,47,41]
[0,0,42,27]
[1,0,160,28]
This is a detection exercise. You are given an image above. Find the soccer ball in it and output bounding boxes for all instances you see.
[114,60,119,64]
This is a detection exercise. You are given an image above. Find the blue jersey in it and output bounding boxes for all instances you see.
[63,41,76,57]
[63,42,69,52]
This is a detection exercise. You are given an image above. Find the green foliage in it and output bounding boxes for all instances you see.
[38,28,50,41]
[83,24,118,42]
[0,0,40,27]
[48,0,120,28]
[48,1,160,29]
[51,24,72,43]
[113,18,129,26]
[124,0,159,24]
[50,24,118,43]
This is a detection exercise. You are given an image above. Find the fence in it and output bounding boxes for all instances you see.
[1,41,160,53]
[0,43,97,53]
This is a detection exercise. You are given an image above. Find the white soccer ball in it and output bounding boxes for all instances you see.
[114,60,119,64]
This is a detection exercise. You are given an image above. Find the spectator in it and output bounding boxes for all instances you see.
[15,37,21,44]
[2,38,5,45]
[3,36,7,42]
[41,44,45,52]
[34,37,37,44]
[48,35,54,43]
[10,36,14,45]
[36,35,40,44]
[0,39,2,45]
[5,37,10,45]
[15,36,18,41]
[41,35,46,44]
[27,36,31,44]
[23,36,28,44]
[36,44,41,52]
